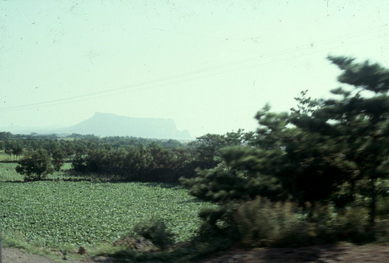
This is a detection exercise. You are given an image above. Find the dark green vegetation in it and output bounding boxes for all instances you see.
[0,129,244,183]
[0,56,388,262]
[133,218,176,249]
[15,149,55,181]
[177,56,389,258]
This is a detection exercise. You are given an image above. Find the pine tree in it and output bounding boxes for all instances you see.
[292,56,389,226]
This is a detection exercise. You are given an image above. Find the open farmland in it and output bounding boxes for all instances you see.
[0,163,212,250]
[0,150,19,162]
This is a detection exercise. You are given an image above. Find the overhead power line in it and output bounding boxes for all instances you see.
[1,24,388,112]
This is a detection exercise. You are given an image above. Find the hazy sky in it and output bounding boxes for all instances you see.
[1,0,389,137]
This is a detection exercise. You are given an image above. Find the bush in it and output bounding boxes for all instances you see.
[15,149,53,181]
[197,204,239,243]
[196,198,310,247]
[234,198,308,247]
[197,197,379,248]
[113,235,157,252]
[133,218,176,249]
[309,205,373,243]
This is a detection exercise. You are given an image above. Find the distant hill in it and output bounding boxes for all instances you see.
[57,113,191,139]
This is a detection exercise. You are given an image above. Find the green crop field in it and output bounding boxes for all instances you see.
[0,163,211,250]
[0,151,19,162]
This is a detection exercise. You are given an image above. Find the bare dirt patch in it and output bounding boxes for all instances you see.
[198,244,389,263]
[3,244,389,263]
[2,248,55,263]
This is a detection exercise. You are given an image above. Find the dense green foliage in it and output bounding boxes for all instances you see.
[133,218,176,249]
[0,130,249,184]
[15,149,53,181]
[196,197,383,248]
[71,143,193,183]
[182,56,389,251]
[70,131,248,183]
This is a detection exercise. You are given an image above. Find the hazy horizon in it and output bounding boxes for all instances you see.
[1,0,389,137]
[0,112,193,140]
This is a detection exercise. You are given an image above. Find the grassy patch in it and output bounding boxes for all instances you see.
[0,151,20,162]
[0,162,24,181]
[0,162,73,181]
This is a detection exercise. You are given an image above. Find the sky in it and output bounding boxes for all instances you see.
[1,0,389,137]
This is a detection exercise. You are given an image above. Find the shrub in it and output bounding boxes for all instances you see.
[197,204,239,243]
[113,235,157,252]
[71,153,87,173]
[234,198,309,247]
[196,198,308,247]
[310,205,373,243]
[197,197,378,248]
[15,149,53,181]
[133,218,175,249]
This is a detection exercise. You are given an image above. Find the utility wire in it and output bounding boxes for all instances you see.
[1,24,388,112]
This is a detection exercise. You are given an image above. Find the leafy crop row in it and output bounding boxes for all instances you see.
[0,164,211,248]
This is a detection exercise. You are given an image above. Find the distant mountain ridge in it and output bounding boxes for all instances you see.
[58,113,191,139]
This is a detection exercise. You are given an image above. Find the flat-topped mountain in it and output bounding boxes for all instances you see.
[60,113,191,139]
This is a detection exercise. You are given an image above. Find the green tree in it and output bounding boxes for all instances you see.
[4,141,23,160]
[50,146,66,171]
[189,130,248,170]
[182,125,284,203]
[15,149,53,181]
[291,56,389,226]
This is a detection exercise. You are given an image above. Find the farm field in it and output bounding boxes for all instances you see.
[0,163,212,250]
[0,150,20,162]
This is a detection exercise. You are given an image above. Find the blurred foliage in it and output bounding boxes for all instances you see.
[133,218,175,249]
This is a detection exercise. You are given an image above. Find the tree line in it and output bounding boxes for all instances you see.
[0,130,247,183]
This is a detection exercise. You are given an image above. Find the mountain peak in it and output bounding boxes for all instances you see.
[62,113,191,139]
